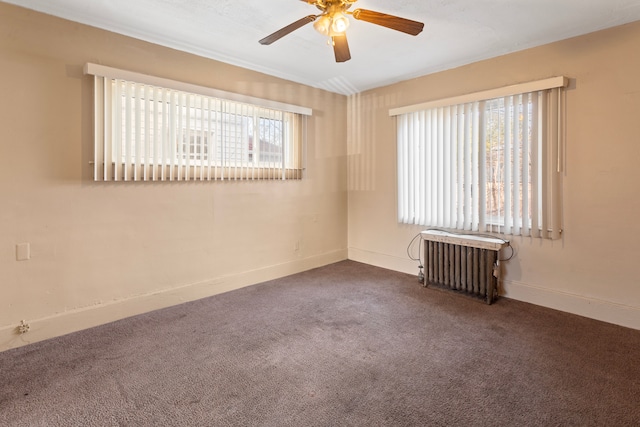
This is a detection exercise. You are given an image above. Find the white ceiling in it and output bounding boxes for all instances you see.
[4,0,640,95]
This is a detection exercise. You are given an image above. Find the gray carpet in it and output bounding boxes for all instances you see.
[1,260,639,426]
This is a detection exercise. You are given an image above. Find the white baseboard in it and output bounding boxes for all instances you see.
[0,249,348,353]
[501,279,640,330]
[348,247,421,276]
[348,247,640,330]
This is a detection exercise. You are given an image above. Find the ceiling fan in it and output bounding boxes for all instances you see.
[259,0,424,63]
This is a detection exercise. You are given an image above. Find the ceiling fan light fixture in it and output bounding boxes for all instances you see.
[313,14,331,35]
[330,12,350,34]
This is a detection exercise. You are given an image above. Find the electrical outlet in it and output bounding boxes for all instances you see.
[17,320,30,334]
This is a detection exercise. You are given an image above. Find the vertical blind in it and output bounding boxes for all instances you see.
[86,64,310,182]
[392,77,567,239]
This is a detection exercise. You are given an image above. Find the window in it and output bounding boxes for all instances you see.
[392,77,567,239]
[86,64,311,181]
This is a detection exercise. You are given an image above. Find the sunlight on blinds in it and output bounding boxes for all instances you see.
[87,64,309,182]
[394,77,567,239]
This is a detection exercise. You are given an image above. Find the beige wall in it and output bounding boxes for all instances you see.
[2,3,639,353]
[0,3,348,351]
[348,21,640,329]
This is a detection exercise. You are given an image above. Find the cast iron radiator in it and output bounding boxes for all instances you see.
[421,230,509,304]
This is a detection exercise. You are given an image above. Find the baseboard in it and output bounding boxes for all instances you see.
[0,249,348,353]
[501,279,640,330]
[348,247,639,330]
[348,247,421,277]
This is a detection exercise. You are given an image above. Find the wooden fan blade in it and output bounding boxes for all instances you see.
[352,9,424,36]
[259,15,316,45]
[332,34,351,63]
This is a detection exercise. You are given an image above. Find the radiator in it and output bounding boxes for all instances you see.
[421,230,509,304]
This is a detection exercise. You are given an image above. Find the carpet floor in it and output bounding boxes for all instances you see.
[1,260,639,426]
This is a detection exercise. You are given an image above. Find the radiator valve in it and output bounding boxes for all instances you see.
[418,265,424,283]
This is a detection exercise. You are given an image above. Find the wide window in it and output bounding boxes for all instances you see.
[392,77,567,239]
[85,64,310,181]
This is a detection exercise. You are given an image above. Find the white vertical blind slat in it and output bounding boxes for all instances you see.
[463,103,472,231]
[161,89,168,181]
[549,88,562,239]
[513,95,522,235]
[521,95,530,236]
[134,84,142,181]
[124,82,133,181]
[436,108,443,226]
[206,98,212,180]
[487,100,496,232]
[498,99,504,233]
[291,114,296,179]
[299,115,304,178]
[144,85,150,181]
[231,101,236,179]
[530,92,540,238]
[227,102,232,180]
[200,98,206,181]
[297,115,302,179]
[113,80,122,181]
[93,76,104,181]
[473,101,487,232]
[270,108,275,180]
[554,88,563,239]
[185,94,192,181]
[418,112,426,225]
[539,90,549,239]
[263,107,269,181]
[402,114,408,223]
[417,112,426,225]
[232,103,237,180]
[169,91,177,181]
[504,96,513,235]
[242,104,247,180]
[273,109,278,180]
[429,110,438,225]
[414,112,422,223]
[251,105,257,180]
[213,99,219,180]
[104,78,113,182]
[221,102,227,180]
[425,110,432,224]
[443,106,451,228]
[449,106,458,228]
[456,105,464,230]
[152,87,159,181]
[281,111,286,180]
[406,113,414,223]
[177,93,185,180]
[294,115,298,179]
[396,115,406,222]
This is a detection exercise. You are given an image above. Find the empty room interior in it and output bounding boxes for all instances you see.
[1,0,639,425]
